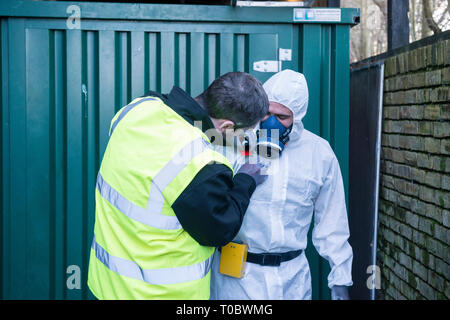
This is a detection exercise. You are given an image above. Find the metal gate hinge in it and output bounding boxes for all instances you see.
[253,60,280,73]
[253,48,292,73]
[279,48,292,61]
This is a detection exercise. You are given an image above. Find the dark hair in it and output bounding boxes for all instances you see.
[197,72,269,128]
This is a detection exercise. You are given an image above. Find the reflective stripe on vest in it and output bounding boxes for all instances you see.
[96,136,211,230]
[109,97,156,136]
[92,236,213,285]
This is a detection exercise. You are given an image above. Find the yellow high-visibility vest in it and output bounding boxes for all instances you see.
[88,96,233,299]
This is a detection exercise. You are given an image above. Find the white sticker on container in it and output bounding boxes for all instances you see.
[293,8,341,22]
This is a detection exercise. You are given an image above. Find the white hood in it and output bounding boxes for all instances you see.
[262,69,309,142]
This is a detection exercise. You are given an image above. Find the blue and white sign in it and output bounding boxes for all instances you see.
[293,8,341,22]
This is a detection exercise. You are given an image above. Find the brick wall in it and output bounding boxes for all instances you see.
[377,39,449,300]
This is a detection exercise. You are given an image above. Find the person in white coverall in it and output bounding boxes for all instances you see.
[210,69,353,300]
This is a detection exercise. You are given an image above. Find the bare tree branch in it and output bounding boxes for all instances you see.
[372,0,387,17]
[437,0,450,25]
[422,0,442,34]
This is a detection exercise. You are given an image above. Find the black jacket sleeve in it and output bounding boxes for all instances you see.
[172,163,256,247]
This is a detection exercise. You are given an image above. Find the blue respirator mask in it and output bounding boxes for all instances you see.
[256,115,292,159]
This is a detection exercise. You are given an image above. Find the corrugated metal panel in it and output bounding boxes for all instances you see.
[0,1,359,300]
[300,23,352,299]
[349,61,384,300]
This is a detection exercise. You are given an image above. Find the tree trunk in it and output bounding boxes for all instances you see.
[421,0,432,37]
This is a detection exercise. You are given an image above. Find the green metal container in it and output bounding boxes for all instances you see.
[0,0,359,300]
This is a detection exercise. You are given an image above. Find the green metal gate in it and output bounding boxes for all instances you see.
[0,0,359,300]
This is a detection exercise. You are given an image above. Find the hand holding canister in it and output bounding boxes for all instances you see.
[237,162,267,185]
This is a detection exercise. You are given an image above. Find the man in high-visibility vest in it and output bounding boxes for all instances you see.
[88,72,269,299]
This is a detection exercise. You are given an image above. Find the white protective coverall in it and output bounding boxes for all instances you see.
[210,69,353,300]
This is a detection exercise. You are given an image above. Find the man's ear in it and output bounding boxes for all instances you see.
[216,119,235,133]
